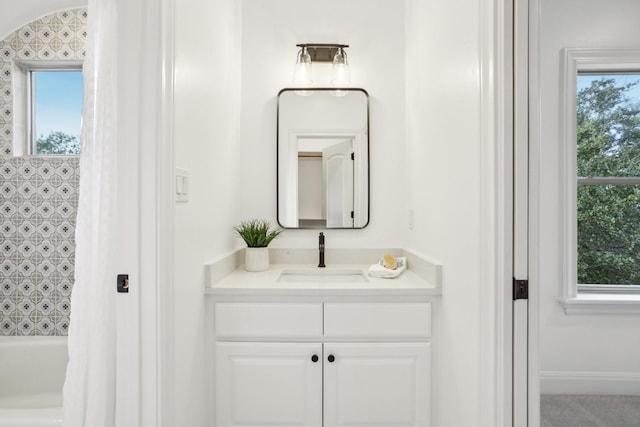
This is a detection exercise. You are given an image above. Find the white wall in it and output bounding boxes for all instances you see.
[172,0,505,425]
[538,0,640,393]
[406,0,484,425]
[0,0,86,40]
[173,0,241,424]
[239,0,406,248]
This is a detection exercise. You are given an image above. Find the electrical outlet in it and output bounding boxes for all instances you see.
[408,209,414,230]
[176,168,189,202]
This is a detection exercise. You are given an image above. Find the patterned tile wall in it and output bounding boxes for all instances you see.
[0,9,86,336]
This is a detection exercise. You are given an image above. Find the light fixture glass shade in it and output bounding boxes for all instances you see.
[330,48,350,86]
[293,47,313,85]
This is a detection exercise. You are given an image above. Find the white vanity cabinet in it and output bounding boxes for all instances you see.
[323,342,430,427]
[212,301,433,427]
[215,341,323,427]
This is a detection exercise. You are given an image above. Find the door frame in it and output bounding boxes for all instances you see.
[526,0,541,425]
[136,0,176,424]
[143,0,526,424]
[512,0,542,425]
[512,0,528,424]
[477,0,518,425]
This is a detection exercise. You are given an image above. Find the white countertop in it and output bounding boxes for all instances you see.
[205,263,441,297]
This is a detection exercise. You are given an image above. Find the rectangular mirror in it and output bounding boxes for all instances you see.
[277,88,369,229]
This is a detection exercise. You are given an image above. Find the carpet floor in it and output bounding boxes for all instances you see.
[541,394,640,427]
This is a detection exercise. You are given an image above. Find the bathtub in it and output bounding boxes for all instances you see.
[0,337,67,427]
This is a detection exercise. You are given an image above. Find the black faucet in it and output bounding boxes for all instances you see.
[318,232,326,268]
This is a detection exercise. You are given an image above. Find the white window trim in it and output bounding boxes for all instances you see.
[560,48,640,314]
[12,59,83,157]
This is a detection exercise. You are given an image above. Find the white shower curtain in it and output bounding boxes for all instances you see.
[63,0,118,425]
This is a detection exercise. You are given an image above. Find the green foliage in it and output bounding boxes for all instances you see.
[233,219,282,248]
[577,78,640,284]
[36,131,80,155]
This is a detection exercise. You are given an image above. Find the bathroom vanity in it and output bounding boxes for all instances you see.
[205,248,442,427]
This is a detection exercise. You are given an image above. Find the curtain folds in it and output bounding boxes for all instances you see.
[63,0,118,425]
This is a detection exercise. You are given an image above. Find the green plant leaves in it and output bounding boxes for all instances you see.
[233,219,282,248]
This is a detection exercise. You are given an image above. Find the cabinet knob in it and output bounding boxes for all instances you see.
[311,354,319,363]
[328,354,335,363]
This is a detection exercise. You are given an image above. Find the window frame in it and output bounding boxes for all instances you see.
[560,48,640,314]
[12,60,83,157]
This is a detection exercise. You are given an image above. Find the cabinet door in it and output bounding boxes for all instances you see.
[215,342,322,427]
[324,342,431,427]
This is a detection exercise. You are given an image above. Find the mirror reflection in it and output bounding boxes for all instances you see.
[277,88,369,229]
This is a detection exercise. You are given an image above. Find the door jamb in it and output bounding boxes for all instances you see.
[526,0,541,425]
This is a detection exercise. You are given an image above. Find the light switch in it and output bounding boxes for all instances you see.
[176,168,189,202]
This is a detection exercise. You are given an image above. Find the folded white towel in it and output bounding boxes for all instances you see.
[368,256,407,278]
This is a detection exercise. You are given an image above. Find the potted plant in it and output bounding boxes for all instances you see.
[233,219,282,272]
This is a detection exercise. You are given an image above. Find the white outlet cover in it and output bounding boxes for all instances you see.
[408,208,414,230]
[175,168,189,202]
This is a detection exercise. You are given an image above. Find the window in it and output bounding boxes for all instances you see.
[562,49,640,304]
[32,69,83,155]
[576,72,640,292]
[12,61,83,156]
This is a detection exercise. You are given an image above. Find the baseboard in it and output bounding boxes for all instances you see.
[541,370,640,395]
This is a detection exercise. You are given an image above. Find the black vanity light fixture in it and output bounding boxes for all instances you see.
[293,43,351,87]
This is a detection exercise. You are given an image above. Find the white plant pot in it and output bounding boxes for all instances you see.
[245,247,270,272]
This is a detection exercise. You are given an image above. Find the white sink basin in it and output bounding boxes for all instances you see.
[277,268,367,283]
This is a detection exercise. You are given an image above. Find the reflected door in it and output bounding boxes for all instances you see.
[322,139,354,228]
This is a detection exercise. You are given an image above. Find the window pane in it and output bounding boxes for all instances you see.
[33,70,83,155]
[576,73,640,177]
[577,184,640,285]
